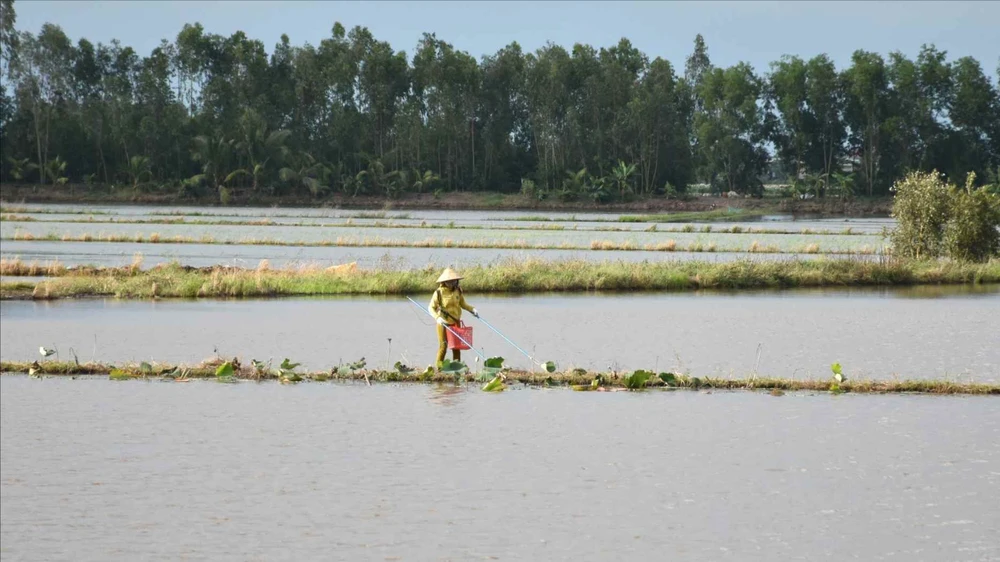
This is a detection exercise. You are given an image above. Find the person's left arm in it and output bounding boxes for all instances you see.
[460,292,478,316]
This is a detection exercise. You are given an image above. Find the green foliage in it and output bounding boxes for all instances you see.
[337,357,366,375]
[622,370,654,390]
[889,171,953,258]
[439,360,468,376]
[1,24,994,204]
[890,171,1000,261]
[943,174,1000,262]
[481,356,507,380]
[109,369,133,380]
[481,374,506,392]
[830,362,846,393]
[659,372,678,386]
[215,361,234,378]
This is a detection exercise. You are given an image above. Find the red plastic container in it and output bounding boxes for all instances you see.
[445,322,473,350]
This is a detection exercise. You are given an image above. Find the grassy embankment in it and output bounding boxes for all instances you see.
[0,210,876,234]
[1,359,996,395]
[2,257,997,300]
[1,230,884,255]
[0,185,895,215]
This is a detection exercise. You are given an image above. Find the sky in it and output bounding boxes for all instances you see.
[12,0,1000,79]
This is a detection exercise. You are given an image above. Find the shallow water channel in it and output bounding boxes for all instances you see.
[2,286,997,381]
[1,376,997,561]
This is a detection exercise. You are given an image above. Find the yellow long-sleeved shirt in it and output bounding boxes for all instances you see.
[428,285,474,325]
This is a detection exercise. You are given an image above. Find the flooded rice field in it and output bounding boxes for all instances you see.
[3,287,997,381]
[1,202,894,227]
[2,376,998,561]
[0,239,861,269]
[2,220,884,253]
[2,204,997,561]
[2,204,891,270]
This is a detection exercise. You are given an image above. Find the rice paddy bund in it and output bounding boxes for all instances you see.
[2,257,998,300]
[3,360,996,395]
[1,230,886,255]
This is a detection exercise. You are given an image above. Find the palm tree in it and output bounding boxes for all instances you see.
[279,153,331,197]
[354,156,396,197]
[610,160,636,200]
[234,110,292,195]
[189,132,239,203]
[7,157,38,183]
[559,167,589,202]
[126,156,153,193]
[43,157,68,187]
[410,169,439,193]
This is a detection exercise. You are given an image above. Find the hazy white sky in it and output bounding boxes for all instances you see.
[13,1,1000,77]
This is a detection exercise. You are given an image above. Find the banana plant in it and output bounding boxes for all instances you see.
[609,160,637,200]
[410,169,440,193]
[6,157,38,182]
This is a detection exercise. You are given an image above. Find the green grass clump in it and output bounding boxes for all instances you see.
[1,257,997,300]
[619,208,769,223]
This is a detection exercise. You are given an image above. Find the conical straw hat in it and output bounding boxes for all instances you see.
[436,268,463,284]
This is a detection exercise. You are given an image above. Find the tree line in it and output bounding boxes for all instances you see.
[1,0,999,203]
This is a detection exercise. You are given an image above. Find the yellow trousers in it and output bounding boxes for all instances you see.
[436,323,461,365]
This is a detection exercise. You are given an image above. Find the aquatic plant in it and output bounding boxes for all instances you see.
[438,360,468,376]
[215,361,235,381]
[481,374,506,392]
[830,362,847,393]
[622,370,654,390]
[335,357,367,375]
[481,356,507,380]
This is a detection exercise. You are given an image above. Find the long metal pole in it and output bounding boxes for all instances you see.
[474,315,540,367]
[405,296,487,361]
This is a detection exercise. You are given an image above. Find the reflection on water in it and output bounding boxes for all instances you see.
[427,383,467,407]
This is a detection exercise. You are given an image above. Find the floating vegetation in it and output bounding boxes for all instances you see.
[4,360,997,395]
[2,257,997,300]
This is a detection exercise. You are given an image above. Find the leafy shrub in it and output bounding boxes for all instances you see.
[944,174,1000,262]
[889,171,999,262]
[889,171,951,259]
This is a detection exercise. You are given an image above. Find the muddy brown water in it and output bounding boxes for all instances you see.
[2,288,997,381]
[1,376,997,561]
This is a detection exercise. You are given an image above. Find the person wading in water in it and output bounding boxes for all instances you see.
[427,268,478,368]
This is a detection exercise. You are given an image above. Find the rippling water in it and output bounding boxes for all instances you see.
[2,377,997,561]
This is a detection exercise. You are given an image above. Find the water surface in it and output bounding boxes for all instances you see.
[3,288,996,380]
[1,377,997,561]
